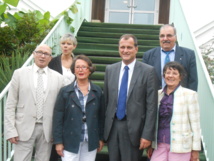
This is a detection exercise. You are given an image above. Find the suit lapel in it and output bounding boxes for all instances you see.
[70,92,82,109]
[127,61,140,99]
[153,47,162,82]
[29,66,37,102]
[114,63,121,99]
[66,84,82,110]
[43,68,51,101]
[174,46,183,63]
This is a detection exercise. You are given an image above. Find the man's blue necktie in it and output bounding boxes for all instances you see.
[116,66,129,120]
[162,50,174,65]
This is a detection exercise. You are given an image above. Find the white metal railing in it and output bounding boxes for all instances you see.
[170,1,214,161]
[0,0,92,160]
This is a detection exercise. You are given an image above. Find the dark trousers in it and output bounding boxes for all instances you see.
[49,144,60,161]
[107,118,143,161]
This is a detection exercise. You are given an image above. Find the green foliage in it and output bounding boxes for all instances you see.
[0,0,80,92]
[0,10,55,56]
[0,2,7,15]
[0,51,29,92]
[4,0,19,7]
[0,26,18,54]
[69,3,78,14]
[201,41,214,83]
[0,0,20,23]
[56,1,80,33]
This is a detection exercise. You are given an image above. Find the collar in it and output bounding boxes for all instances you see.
[162,84,180,95]
[33,63,48,74]
[74,81,91,91]
[121,59,136,71]
[161,45,176,53]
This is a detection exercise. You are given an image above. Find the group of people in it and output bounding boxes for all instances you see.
[4,24,201,161]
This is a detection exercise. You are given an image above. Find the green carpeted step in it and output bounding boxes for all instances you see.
[90,71,105,80]
[87,56,142,64]
[75,22,161,88]
[87,56,121,64]
[77,43,156,52]
[77,31,159,40]
[77,37,159,46]
[79,26,160,35]
[81,22,161,30]
[94,64,107,72]
[74,49,144,58]
[91,80,104,89]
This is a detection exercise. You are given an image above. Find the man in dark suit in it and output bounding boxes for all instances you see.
[143,24,198,91]
[104,34,158,161]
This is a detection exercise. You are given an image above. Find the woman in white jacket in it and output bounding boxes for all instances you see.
[147,61,201,161]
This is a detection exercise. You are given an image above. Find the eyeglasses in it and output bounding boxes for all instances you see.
[164,72,179,76]
[34,51,51,57]
[159,34,175,39]
[75,66,89,70]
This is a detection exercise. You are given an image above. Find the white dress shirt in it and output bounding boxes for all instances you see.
[33,63,48,90]
[118,59,136,95]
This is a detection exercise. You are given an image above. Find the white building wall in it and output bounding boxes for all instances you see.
[194,21,214,58]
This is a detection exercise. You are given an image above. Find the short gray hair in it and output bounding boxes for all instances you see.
[60,33,78,46]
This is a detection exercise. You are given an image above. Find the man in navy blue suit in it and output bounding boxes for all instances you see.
[143,24,198,91]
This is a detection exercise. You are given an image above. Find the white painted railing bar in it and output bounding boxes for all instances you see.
[170,1,214,160]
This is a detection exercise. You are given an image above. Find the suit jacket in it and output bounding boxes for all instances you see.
[104,60,158,146]
[152,86,201,152]
[52,82,104,153]
[4,65,64,142]
[142,46,198,91]
[48,54,63,74]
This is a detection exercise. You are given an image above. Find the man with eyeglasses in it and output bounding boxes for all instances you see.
[4,44,64,161]
[142,24,198,91]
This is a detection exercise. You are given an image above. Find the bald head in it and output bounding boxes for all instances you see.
[33,44,52,68]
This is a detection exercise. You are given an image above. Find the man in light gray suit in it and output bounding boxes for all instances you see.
[4,44,64,161]
[104,34,158,161]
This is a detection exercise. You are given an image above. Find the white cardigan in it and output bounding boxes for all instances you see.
[152,86,201,153]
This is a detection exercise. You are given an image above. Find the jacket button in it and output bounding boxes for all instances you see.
[71,118,73,120]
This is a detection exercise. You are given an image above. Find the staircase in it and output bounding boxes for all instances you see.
[74,22,160,161]
[74,22,207,161]
[74,22,161,89]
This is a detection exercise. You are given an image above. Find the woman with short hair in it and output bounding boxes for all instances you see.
[147,61,201,161]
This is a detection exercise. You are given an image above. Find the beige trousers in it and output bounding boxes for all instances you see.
[14,124,52,161]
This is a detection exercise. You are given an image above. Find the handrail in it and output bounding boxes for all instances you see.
[170,1,214,161]
[0,0,92,160]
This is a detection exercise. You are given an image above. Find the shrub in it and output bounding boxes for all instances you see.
[0,26,18,55]
[0,51,30,92]
[0,10,54,56]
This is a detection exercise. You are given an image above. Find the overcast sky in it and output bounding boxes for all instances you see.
[181,0,214,31]
[27,0,75,17]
